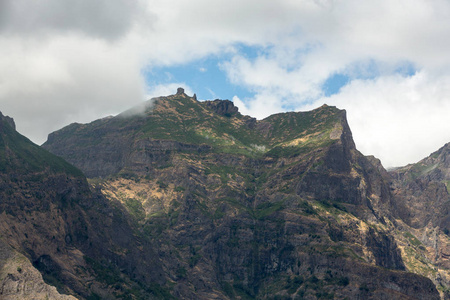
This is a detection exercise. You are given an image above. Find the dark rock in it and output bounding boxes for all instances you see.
[0,111,15,130]
[366,227,405,270]
[204,99,239,116]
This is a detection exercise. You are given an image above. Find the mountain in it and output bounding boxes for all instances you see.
[0,112,168,299]
[42,89,441,299]
[388,142,450,296]
[390,142,450,228]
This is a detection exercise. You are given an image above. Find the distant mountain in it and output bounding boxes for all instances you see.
[390,142,450,228]
[41,89,442,299]
[388,142,450,295]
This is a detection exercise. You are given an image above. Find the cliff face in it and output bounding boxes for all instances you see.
[388,143,450,297]
[390,143,450,229]
[42,91,441,299]
[0,112,166,299]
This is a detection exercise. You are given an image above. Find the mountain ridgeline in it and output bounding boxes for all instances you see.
[1,89,450,299]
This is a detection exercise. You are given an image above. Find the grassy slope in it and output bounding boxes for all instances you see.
[0,118,83,177]
[53,94,344,159]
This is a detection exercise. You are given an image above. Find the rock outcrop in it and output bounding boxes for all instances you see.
[204,99,239,116]
[0,112,15,130]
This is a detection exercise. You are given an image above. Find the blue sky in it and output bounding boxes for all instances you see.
[145,54,256,101]
[146,47,350,101]
[145,47,417,113]
[1,0,450,168]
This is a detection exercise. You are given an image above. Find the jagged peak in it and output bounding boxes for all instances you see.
[0,111,16,131]
[176,87,185,95]
[203,99,239,117]
[172,87,191,98]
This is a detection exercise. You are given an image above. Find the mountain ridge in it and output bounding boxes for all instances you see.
[39,90,444,298]
[43,90,350,178]
[2,89,449,298]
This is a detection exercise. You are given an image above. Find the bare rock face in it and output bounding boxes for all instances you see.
[388,142,450,295]
[204,99,239,117]
[0,239,76,300]
[176,87,185,95]
[390,142,450,228]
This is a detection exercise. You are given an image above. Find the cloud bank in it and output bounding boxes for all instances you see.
[1,0,449,167]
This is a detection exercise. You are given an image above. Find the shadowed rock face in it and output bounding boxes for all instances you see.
[0,112,166,299]
[390,143,450,229]
[388,143,450,297]
[39,92,443,299]
[0,112,15,130]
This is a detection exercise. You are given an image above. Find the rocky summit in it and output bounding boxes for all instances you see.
[1,89,449,299]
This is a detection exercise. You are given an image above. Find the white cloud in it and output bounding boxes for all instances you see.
[0,0,450,167]
[146,83,194,99]
[232,94,285,120]
[305,72,450,168]
[0,0,146,39]
[0,34,145,144]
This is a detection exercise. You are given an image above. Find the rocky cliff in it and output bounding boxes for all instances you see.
[389,142,450,298]
[0,112,168,299]
[41,90,443,299]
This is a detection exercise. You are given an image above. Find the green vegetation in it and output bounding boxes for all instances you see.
[263,106,341,143]
[205,164,239,183]
[174,186,185,192]
[253,201,285,219]
[402,244,437,278]
[124,198,146,221]
[143,215,168,237]
[0,118,83,176]
[84,255,174,299]
[157,180,168,189]
[262,272,348,299]
[403,232,422,247]
[407,162,439,180]
[299,200,317,215]
[84,256,123,286]
[266,138,335,159]
[213,207,226,219]
[176,266,187,279]
[134,95,343,159]
[285,275,304,294]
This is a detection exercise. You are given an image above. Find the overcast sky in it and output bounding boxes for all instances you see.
[1,0,450,168]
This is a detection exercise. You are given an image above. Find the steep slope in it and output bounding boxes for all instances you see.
[43,88,346,178]
[389,143,450,297]
[0,112,168,299]
[43,89,440,299]
[391,142,450,228]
